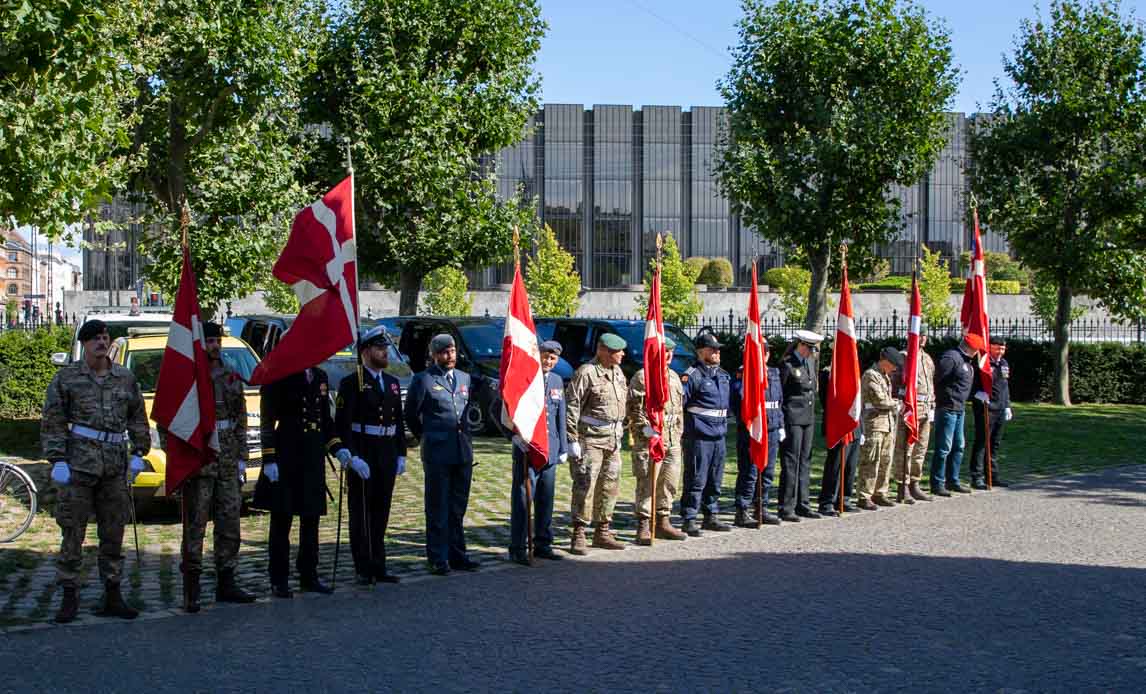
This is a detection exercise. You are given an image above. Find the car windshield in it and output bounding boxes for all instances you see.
[76,321,172,359]
[126,347,259,392]
[457,322,504,358]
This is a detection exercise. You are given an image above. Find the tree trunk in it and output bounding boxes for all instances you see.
[805,246,832,332]
[1052,279,1072,406]
[399,270,422,316]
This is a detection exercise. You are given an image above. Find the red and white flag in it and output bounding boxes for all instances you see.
[249,176,358,385]
[642,264,668,464]
[498,264,549,471]
[902,273,922,445]
[961,209,992,393]
[741,264,769,471]
[824,260,861,450]
[153,247,217,493]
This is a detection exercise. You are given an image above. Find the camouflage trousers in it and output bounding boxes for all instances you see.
[631,443,681,520]
[180,473,242,575]
[55,468,129,588]
[570,441,622,526]
[894,415,932,485]
[856,429,896,501]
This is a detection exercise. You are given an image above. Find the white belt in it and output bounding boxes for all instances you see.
[69,424,125,444]
[580,415,623,429]
[215,419,234,431]
[687,407,727,418]
[351,423,397,437]
[765,402,780,410]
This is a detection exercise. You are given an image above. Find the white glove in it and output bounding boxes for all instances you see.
[569,441,582,459]
[396,456,406,475]
[778,428,787,443]
[860,434,867,446]
[1005,407,1013,422]
[349,456,371,480]
[928,409,935,421]
[238,461,247,484]
[335,448,352,467]
[51,461,71,485]
[263,462,279,482]
[974,391,989,403]
[894,401,903,414]
[642,425,657,438]
[558,453,568,463]
[128,455,146,483]
[511,435,528,451]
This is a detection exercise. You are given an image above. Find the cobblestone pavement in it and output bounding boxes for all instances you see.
[1,464,1143,692]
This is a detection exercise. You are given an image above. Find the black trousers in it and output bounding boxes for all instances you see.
[779,422,814,514]
[347,460,397,577]
[268,512,319,586]
[969,402,1007,483]
[818,438,861,510]
[424,460,473,566]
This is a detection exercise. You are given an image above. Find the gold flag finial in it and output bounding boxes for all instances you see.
[512,225,521,270]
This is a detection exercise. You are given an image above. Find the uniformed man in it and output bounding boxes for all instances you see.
[628,337,687,544]
[42,319,150,623]
[892,333,936,504]
[855,347,904,510]
[730,341,785,527]
[254,365,346,597]
[405,334,479,575]
[176,321,256,612]
[930,335,980,496]
[778,330,823,522]
[496,340,570,564]
[565,333,628,554]
[336,326,407,584]
[816,363,864,516]
[680,333,733,536]
[970,335,1012,489]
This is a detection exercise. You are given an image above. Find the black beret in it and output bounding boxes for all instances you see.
[78,320,108,342]
[990,335,1006,346]
[203,322,223,338]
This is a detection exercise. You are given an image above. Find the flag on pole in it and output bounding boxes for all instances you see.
[498,264,549,471]
[824,258,861,450]
[249,176,358,385]
[642,262,669,463]
[961,209,992,394]
[741,263,769,471]
[153,247,217,493]
[902,273,922,445]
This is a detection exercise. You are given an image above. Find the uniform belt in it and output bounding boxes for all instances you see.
[580,415,623,428]
[764,402,780,410]
[69,424,125,444]
[351,423,397,437]
[215,419,234,431]
[687,407,727,418]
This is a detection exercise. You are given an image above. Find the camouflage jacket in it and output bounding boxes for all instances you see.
[41,359,150,476]
[627,368,684,450]
[205,365,248,477]
[892,350,937,416]
[861,366,897,434]
[565,361,628,449]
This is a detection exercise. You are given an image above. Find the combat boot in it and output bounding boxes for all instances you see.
[897,485,915,505]
[655,516,687,540]
[216,569,256,604]
[636,519,652,546]
[592,524,625,550]
[570,523,589,556]
[99,583,138,620]
[183,571,201,613]
[909,481,931,502]
[734,508,755,528]
[54,586,79,624]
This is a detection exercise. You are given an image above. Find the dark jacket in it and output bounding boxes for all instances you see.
[405,364,474,466]
[683,362,731,439]
[494,370,569,469]
[336,366,407,471]
[974,357,1011,411]
[731,366,785,447]
[780,351,817,427]
[934,348,976,411]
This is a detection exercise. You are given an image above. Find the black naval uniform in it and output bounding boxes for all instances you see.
[817,366,863,513]
[778,349,818,517]
[970,355,1011,486]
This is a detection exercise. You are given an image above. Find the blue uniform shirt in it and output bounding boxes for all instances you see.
[494,370,568,468]
[683,361,731,439]
[405,364,473,466]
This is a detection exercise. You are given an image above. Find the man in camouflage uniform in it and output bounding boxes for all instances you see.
[41,319,150,623]
[893,334,936,503]
[628,337,687,545]
[177,321,256,612]
[855,347,904,510]
[565,333,629,554]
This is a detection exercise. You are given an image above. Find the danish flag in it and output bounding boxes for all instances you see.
[642,264,668,463]
[498,264,549,471]
[741,264,769,471]
[153,247,217,492]
[962,209,992,393]
[903,274,922,445]
[824,260,861,450]
[249,176,358,385]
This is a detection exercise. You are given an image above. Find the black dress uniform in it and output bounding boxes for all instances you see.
[336,365,406,582]
[817,366,863,514]
[970,353,1011,487]
[779,348,818,518]
[253,368,342,594]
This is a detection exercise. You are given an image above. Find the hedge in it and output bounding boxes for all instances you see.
[987,280,1021,295]
[698,258,734,288]
[0,327,73,418]
[707,330,1146,404]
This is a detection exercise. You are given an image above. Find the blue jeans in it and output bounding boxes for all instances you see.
[930,408,965,491]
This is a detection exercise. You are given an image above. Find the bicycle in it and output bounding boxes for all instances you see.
[0,459,38,543]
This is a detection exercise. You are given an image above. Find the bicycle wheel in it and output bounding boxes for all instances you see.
[0,463,37,543]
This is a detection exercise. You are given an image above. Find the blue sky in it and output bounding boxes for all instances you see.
[535,0,1146,114]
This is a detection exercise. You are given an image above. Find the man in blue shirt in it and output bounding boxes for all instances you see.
[680,333,734,536]
[730,340,785,527]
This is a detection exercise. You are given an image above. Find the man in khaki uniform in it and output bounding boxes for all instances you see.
[893,334,936,503]
[41,319,150,623]
[565,333,628,554]
[855,347,903,510]
[627,337,687,545]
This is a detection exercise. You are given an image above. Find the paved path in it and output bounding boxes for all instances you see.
[3,465,1144,693]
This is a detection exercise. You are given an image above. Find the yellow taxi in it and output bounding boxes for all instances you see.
[107,330,264,503]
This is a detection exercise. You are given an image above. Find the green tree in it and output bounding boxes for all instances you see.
[637,235,703,326]
[684,256,709,282]
[307,0,546,315]
[262,279,301,316]
[765,266,812,323]
[969,0,1146,405]
[717,0,960,330]
[916,244,953,325]
[4,299,18,326]
[525,224,581,317]
[421,266,473,316]
[1030,270,1084,327]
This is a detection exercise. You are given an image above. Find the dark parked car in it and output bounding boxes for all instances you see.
[534,318,697,381]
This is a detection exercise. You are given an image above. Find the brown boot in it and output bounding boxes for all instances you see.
[570,523,589,555]
[636,519,652,546]
[99,583,138,620]
[898,484,915,505]
[55,586,79,624]
[655,515,687,540]
[909,481,931,502]
[216,569,256,604]
[183,571,201,613]
[592,524,625,550]
[871,494,896,508]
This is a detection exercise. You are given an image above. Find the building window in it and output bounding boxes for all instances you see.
[7,250,16,262]
[6,284,17,295]
[5,267,16,279]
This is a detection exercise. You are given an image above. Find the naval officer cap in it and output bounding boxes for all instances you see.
[430,333,455,354]
[794,329,824,346]
[359,325,388,349]
[880,346,905,367]
[539,340,563,355]
[598,333,627,351]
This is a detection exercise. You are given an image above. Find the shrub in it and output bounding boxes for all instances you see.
[421,266,473,316]
[637,236,703,325]
[988,280,1021,295]
[859,257,891,283]
[526,224,582,317]
[949,278,965,293]
[763,266,811,323]
[918,245,954,325]
[960,250,1032,287]
[0,326,74,418]
[858,276,912,292]
[697,258,734,288]
[684,256,709,282]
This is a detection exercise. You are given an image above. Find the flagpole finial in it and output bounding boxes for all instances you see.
[655,231,664,266]
[180,200,190,250]
[512,225,521,270]
[343,138,354,174]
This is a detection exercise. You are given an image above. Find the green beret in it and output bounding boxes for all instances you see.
[598,333,627,351]
[664,337,676,351]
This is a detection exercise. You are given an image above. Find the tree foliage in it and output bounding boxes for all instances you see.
[525,224,581,317]
[916,244,953,326]
[764,266,812,323]
[262,277,301,316]
[969,0,1146,404]
[421,266,472,316]
[697,258,735,288]
[717,0,960,330]
[637,235,703,326]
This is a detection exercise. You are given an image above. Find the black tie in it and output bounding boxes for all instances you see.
[446,371,456,391]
